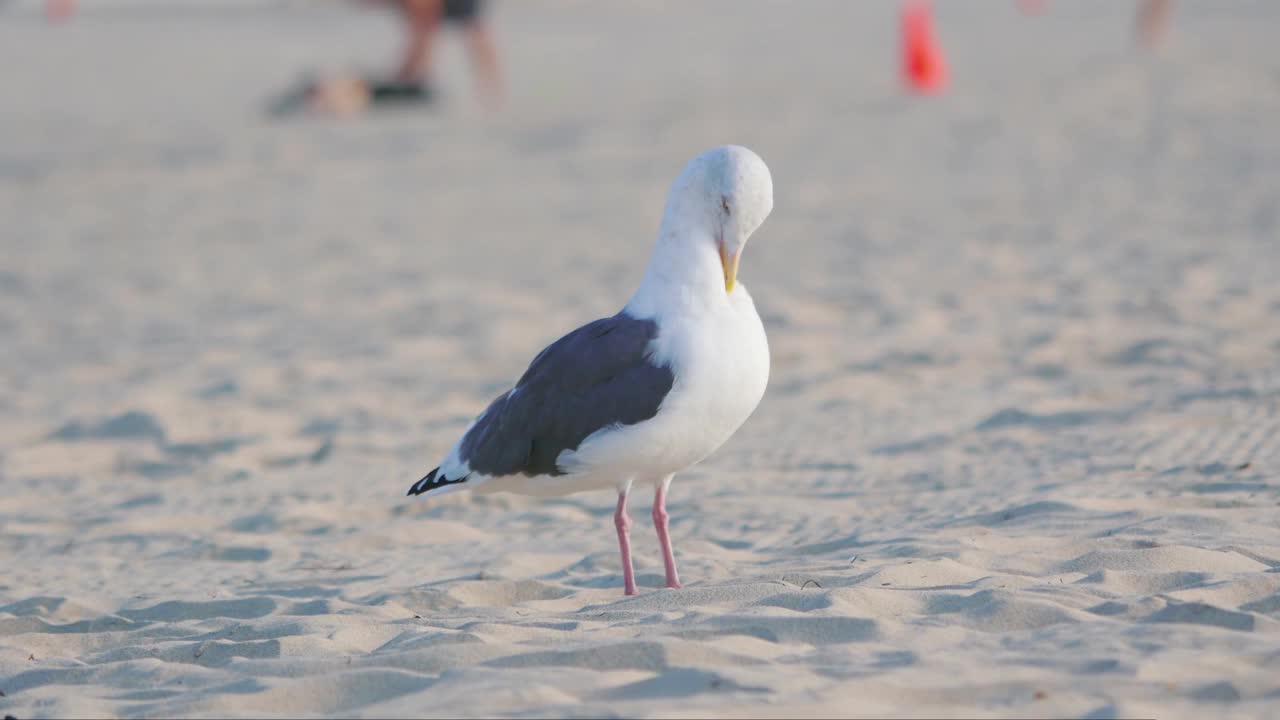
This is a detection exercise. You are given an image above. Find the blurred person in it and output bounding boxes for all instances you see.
[279,0,505,115]
[40,0,504,113]
[1016,0,1174,48]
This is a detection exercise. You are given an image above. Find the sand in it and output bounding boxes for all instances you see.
[2,1,1279,718]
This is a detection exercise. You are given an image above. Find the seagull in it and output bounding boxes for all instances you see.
[408,145,773,595]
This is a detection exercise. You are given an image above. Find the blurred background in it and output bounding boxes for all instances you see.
[4,0,1279,525]
[4,0,1280,553]
[3,2,1280,717]
[4,0,1276,462]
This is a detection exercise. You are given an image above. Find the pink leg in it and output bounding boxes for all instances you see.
[652,479,682,589]
[615,491,637,596]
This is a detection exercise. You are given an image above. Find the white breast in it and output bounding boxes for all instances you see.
[559,285,770,482]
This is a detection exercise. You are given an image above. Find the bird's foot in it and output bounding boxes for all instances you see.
[624,586,639,596]
[665,580,682,590]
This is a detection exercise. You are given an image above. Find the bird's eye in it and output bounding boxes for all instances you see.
[721,196,731,215]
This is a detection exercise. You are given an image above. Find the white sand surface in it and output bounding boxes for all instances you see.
[2,1,1280,718]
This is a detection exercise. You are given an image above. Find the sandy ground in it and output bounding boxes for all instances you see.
[2,1,1280,718]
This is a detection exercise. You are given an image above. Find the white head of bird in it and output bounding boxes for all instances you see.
[634,145,774,312]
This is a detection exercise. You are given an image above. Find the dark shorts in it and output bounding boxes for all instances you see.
[443,0,483,23]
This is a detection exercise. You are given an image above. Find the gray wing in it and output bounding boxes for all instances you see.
[456,311,674,478]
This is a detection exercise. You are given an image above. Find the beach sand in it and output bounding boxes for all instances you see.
[2,1,1279,717]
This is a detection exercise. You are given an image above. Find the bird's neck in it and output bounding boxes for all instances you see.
[625,222,726,319]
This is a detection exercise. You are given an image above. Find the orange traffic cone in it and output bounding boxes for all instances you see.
[901,1,947,94]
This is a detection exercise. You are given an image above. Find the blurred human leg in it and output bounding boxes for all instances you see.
[462,17,505,107]
[395,0,445,83]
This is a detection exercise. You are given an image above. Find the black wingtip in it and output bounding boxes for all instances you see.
[407,468,439,496]
[407,467,471,497]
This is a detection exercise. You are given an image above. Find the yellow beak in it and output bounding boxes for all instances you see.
[719,242,740,293]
